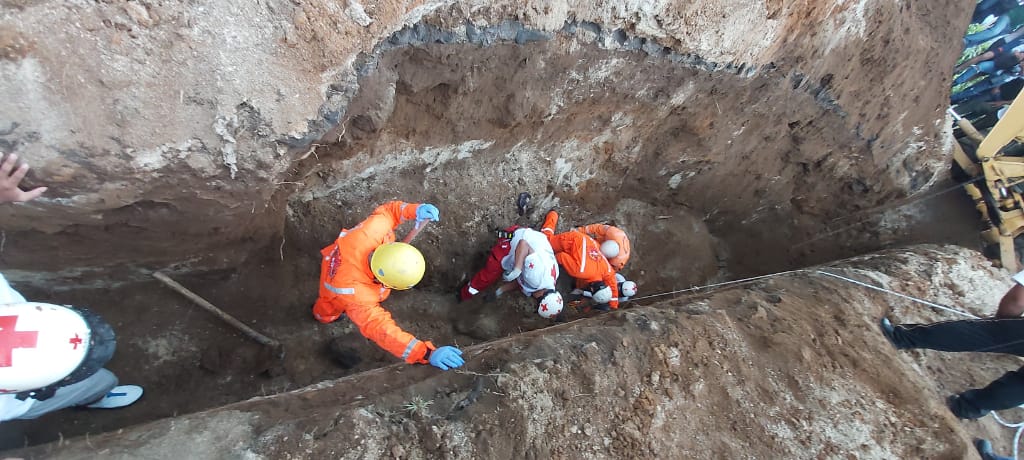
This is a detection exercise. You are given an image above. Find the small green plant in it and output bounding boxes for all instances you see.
[402,397,433,416]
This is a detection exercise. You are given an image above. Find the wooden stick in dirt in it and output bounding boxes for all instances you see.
[152,271,281,349]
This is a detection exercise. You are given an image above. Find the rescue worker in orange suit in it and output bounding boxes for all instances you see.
[313,201,465,371]
[575,222,631,271]
[541,210,620,310]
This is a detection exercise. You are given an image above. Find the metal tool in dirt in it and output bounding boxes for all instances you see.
[952,94,1024,271]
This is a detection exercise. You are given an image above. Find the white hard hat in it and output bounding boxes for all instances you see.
[536,290,563,318]
[620,280,638,298]
[521,253,552,290]
[592,285,613,304]
[600,240,620,259]
[0,303,92,393]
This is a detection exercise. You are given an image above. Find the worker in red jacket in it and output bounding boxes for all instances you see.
[459,226,563,318]
[541,210,620,310]
[458,226,520,302]
[313,201,464,370]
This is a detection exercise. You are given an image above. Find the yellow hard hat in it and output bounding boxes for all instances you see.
[370,242,425,290]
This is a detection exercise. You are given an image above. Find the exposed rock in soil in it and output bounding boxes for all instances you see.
[11,245,1020,459]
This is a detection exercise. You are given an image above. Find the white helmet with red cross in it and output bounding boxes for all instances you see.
[536,289,563,319]
[0,303,93,393]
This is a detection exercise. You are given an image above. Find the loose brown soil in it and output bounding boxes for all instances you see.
[0,0,997,456]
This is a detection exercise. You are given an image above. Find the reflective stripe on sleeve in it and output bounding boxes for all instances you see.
[402,338,420,361]
[323,283,355,295]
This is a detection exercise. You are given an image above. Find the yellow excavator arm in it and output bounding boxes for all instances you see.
[955,93,1024,272]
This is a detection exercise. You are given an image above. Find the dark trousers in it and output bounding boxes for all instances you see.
[891,318,1024,419]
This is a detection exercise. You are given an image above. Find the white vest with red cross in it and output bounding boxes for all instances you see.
[0,303,91,393]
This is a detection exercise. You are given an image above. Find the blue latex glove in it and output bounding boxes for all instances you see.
[429,346,464,370]
[416,204,440,223]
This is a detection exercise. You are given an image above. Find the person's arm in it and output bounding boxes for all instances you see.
[495,281,519,296]
[576,223,607,240]
[368,201,421,230]
[996,283,1024,318]
[344,301,434,364]
[511,239,532,271]
[1004,25,1024,43]
[956,51,997,74]
[604,272,621,309]
[0,153,46,204]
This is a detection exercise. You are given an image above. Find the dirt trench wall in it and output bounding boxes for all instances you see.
[13,244,1016,459]
[0,0,964,285]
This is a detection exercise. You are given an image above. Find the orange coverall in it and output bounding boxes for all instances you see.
[313,201,434,364]
[541,211,620,309]
[575,223,631,271]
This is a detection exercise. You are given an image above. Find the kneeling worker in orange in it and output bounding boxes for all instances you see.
[541,210,620,310]
[575,222,631,271]
[313,201,464,371]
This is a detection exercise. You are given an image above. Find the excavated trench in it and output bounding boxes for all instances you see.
[0,8,975,453]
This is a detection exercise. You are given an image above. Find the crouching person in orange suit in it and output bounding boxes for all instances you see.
[541,210,621,311]
[313,201,464,371]
[575,222,631,272]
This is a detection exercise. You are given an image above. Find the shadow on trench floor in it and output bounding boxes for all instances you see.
[0,182,986,450]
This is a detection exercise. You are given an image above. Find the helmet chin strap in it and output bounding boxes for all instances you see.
[534,288,557,305]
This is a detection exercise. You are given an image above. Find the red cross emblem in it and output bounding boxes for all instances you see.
[69,334,83,350]
[528,262,535,269]
[0,315,39,367]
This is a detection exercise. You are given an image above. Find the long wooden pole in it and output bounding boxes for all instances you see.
[153,271,281,349]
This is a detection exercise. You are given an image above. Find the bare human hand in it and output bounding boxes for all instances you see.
[0,153,47,204]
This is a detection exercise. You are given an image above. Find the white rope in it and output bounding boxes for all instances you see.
[812,270,979,319]
[624,269,805,302]
[992,412,1024,460]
